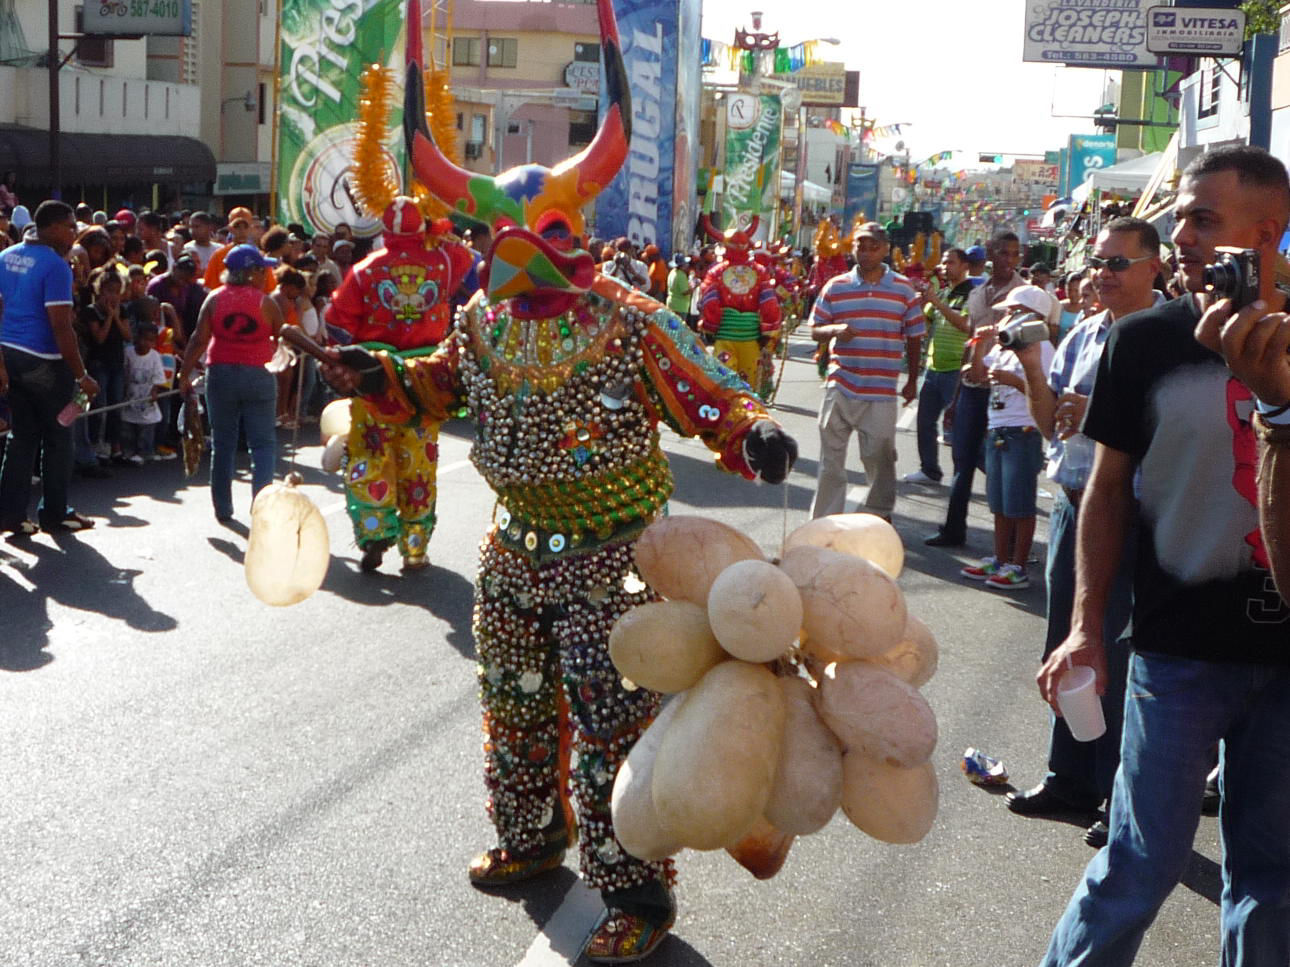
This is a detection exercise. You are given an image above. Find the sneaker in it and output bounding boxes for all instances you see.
[985,564,1030,590]
[961,557,1001,580]
[156,445,177,457]
[126,454,145,466]
[902,469,941,485]
[152,451,178,461]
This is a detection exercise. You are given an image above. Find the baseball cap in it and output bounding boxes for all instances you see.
[114,208,137,229]
[852,221,888,243]
[332,239,355,252]
[226,206,254,227]
[1001,284,1055,317]
[224,243,279,272]
[173,253,198,273]
[964,245,988,263]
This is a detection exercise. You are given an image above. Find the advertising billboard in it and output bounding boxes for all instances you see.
[1146,5,1245,57]
[1023,0,1159,69]
[1065,133,1117,194]
[84,0,193,36]
[843,162,880,227]
[770,62,848,107]
[276,0,404,237]
[594,0,700,260]
[721,92,783,232]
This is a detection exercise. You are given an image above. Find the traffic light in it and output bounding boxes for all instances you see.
[1021,208,1031,217]
[978,153,1002,164]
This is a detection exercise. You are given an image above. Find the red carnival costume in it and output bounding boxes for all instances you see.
[808,219,852,379]
[695,216,782,395]
[332,1,797,961]
[326,198,473,571]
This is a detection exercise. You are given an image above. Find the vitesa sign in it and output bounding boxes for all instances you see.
[1146,6,1245,57]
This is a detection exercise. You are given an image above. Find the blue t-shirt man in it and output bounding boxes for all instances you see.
[0,239,75,358]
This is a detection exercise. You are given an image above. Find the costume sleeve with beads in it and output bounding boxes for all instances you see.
[363,333,465,424]
[595,281,770,478]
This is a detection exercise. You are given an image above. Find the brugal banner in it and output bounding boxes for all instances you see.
[594,0,702,260]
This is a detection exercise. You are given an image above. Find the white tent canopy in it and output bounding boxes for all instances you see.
[1070,152,1164,203]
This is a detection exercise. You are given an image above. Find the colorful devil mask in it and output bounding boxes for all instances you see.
[701,214,761,266]
[404,0,628,316]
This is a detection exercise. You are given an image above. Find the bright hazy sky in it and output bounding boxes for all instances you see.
[699,0,1114,168]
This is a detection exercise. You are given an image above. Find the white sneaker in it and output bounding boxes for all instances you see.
[902,470,942,486]
[126,454,145,466]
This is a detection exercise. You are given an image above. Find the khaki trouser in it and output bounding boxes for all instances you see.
[810,388,898,519]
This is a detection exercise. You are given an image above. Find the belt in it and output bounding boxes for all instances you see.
[1062,486,1084,507]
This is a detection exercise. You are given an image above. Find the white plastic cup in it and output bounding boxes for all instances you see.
[1056,665,1106,742]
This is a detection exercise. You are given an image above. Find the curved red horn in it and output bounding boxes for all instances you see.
[746,215,761,238]
[404,0,490,223]
[700,213,722,242]
[549,0,631,206]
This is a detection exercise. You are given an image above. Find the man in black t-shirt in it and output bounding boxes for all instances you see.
[1037,145,1290,965]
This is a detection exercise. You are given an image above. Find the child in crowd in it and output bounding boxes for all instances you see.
[960,286,1056,591]
[120,324,169,465]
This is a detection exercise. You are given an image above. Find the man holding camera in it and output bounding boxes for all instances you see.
[1037,146,1290,965]
[1007,217,1161,849]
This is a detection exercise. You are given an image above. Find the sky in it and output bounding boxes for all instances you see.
[699,0,1115,168]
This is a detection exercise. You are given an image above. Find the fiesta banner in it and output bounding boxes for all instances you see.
[276,0,404,238]
[721,91,783,233]
[594,0,701,260]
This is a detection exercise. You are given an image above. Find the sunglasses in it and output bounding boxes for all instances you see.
[1086,254,1153,272]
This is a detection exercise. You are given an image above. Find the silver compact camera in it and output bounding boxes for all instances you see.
[996,312,1050,349]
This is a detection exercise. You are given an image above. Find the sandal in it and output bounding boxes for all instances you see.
[4,520,38,537]
[43,512,95,534]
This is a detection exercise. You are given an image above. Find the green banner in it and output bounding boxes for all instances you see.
[276,0,405,237]
[721,92,782,231]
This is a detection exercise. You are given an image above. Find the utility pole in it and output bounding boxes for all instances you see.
[48,0,60,198]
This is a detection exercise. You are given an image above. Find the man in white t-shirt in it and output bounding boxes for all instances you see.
[181,212,220,272]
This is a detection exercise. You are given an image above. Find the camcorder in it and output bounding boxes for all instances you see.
[996,312,1050,349]
[1204,247,1260,311]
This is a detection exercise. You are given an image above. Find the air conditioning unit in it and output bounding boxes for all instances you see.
[464,141,483,160]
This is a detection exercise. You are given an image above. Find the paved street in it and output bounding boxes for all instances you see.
[1,334,1225,967]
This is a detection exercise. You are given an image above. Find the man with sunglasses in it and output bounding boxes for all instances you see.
[1036,145,1290,965]
[1007,217,1162,849]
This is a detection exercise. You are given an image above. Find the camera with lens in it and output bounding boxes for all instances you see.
[996,312,1050,349]
[1203,247,1260,310]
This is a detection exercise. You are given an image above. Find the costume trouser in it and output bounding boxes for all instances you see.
[1042,652,1290,966]
[940,385,989,541]
[811,389,898,519]
[344,398,439,560]
[915,370,959,481]
[0,347,74,531]
[1041,490,1134,807]
[474,527,674,919]
[712,339,762,391]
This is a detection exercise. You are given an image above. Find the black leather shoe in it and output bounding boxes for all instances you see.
[1005,784,1099,816]
[924,530,965,548]
[1083,819,1109,848]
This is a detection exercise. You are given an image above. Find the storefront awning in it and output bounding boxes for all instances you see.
[0,126,216,187]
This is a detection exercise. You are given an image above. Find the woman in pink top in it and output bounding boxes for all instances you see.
[178,244,285,523]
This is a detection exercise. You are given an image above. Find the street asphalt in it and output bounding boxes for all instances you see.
[0,334,1225,966]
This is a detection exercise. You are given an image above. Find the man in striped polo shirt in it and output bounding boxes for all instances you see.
[808,222,924,521]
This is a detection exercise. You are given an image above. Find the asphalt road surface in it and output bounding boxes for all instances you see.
[1,335,1225,967]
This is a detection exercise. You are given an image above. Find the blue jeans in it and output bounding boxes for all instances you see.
[0,347,75,529]
[88,362,125,450]
[916,369,959,480]
[205,363,276,519]
[1042,491,1134,807]
[984,426,1044,517]
[940,384,989,541]
[1042,652,1290,966]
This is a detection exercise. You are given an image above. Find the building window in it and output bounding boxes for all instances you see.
[471,113,488,143]
[456,111,464,131]
[258,82,266,124]
[452,37,481,66]
[1198,64,1220,119]
[487,37,518,68]
[73,7,114,67]
[568,109,596,147]
[573,42,600,63]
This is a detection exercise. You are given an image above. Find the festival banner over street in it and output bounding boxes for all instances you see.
[277,0,405,237]
[721,91,783,236]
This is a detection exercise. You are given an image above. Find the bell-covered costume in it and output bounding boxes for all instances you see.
[326,199,473,570]
[342,0,797,960]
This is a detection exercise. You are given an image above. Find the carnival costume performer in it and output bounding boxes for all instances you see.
[325,197,473,572]
[696,216,782,395]
[320,0,798,961]
[808,219,851,379]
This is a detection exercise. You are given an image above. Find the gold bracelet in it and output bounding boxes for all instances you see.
[1254,412,1290,445]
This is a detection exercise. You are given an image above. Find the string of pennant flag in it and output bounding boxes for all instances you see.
[699,38,827,74]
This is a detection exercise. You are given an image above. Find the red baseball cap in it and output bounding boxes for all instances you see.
[114,209,137,229]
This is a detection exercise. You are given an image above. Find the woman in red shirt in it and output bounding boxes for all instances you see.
[178,244,285,523]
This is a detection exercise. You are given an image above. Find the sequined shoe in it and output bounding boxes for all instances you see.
[584,908,675,964]
[467,846,566,886]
